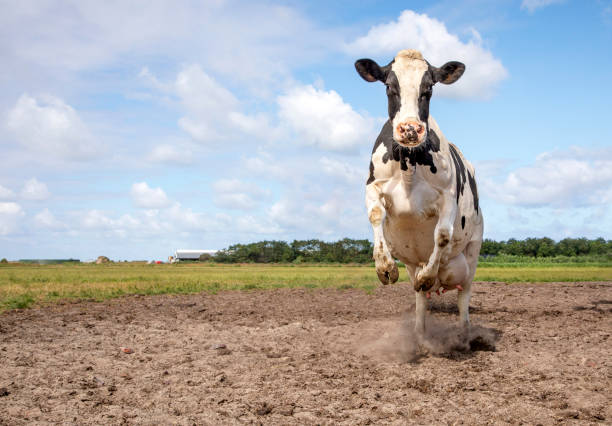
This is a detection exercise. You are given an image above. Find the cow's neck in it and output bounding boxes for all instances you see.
[399,158,416,188]
[396,131,440,187]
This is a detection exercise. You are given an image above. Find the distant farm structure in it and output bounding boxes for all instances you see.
[173,249,218,262]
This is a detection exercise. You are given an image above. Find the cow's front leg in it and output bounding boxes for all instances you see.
[415,197,456,292]
[366,183,398,285]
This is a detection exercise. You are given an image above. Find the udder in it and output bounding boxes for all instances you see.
[438,252,469,289]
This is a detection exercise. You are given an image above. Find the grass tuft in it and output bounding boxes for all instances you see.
[3,293,35,310]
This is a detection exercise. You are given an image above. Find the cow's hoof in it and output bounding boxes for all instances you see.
[415,270,436,292]
[376,262,399,285]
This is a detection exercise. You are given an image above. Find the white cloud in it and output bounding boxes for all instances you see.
[34,208,65,229]
[4,1,329,79]
[175,65,238,112]
[21,178,51,200]
[277,84,376,152]
[228,111,281,141]
[212,179,269,211]
[0,202,24,235]
[216,212,282,235]
[146,144,193,165]
[174,65,239,143]
[0,184,15,199]
[481,146,612,208]
[130,182,171,209]
[6,94,98,160]
[346,10,508,99]
[269,192,366,236]
[243,152,292,180]
[1,2,187,71]
[80,209,116,230]
[521,0,565,13]
[79,210,142,238]
[77,208,153,233]
[319,157,364,185]
[164,203,213,231]
[142,65,280,145]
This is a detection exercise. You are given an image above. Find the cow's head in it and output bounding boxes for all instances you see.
[355,50,464,148]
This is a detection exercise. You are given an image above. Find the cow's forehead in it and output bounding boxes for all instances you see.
[395,49,425,62]
[391,50,429,86]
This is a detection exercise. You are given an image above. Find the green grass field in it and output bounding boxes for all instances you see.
[0,262,610,312]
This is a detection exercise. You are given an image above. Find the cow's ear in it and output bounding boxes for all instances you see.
[433,61,465,85]
[355,59,386,83]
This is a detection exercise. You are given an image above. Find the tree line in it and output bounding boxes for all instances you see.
[209,239,373,264]
[480,237,611,258]
[200,237,611,264]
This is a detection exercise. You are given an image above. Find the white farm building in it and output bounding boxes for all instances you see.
[174,249,218,261]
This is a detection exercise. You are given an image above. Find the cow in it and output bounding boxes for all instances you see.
[355,49,483,340]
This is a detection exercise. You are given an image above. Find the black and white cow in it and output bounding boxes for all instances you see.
[355,49,483,336]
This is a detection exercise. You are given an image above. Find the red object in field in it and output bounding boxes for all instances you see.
[156,261,162,264]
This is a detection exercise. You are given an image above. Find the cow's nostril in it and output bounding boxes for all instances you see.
[397,122,425,142]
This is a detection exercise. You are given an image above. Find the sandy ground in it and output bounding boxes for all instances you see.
[0,281,610,425]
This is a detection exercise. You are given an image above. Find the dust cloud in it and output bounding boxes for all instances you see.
[358,314,498,363]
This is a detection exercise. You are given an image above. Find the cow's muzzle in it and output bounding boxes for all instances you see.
[394,120,426,147]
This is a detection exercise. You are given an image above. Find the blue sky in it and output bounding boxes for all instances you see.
[0,0,611,260]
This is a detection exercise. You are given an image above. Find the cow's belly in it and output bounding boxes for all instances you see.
[381,177,439,263]
[384,217,471,281]
[383,217,436,264]
[381,178,470,266]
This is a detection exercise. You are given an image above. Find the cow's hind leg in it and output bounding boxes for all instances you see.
[415,291,428,340]
[457,238,481,347]
[457,281,471,330]
[407,264,427,340]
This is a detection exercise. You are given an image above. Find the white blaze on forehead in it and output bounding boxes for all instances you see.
[391,49,429,126]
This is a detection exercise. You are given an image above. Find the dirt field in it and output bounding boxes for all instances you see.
[0,281,610,425]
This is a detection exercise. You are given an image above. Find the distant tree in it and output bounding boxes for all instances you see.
[588,238,608,255]
[480,239,503,256]
[0,258,7,264]
[502,238,523,256]
[536,237,556,257]
[199,253,212,262]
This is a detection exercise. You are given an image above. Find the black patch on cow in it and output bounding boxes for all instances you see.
[467,170,480,214]
[366,160,375,185]
[461,215,466,229]
[418,67,435,123]
[448,144,480,215]
[384,70,401,119]
[365,121,393,185]
[368,120,440,175]
[448,144,466,205]
[387,129,440,173]
[370,120,393,156]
